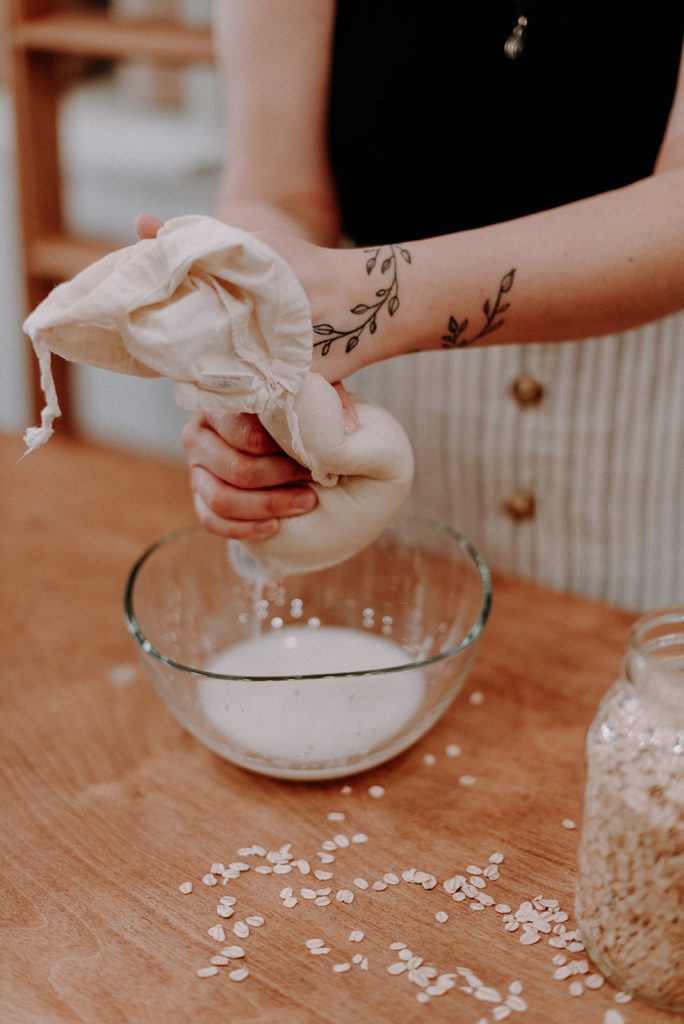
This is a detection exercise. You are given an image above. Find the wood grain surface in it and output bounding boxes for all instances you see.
[0,433,668,1024]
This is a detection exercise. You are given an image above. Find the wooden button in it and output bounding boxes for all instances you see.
[511,374,544,407]
[503,491,535,520]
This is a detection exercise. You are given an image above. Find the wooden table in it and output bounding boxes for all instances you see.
[0,433,665,1024]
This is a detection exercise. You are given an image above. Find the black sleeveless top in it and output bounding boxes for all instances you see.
[328,3,684,245]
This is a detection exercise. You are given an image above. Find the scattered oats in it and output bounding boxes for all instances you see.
[474,986,502,1003]
[604,1012,626,1024]
[423,753,437,766]
[489,852,505,864]
[495,904,512,914]
[210,955,230,966]
[283,897,298,908]
[229,861,249,872]
[301,888,317,900]
[568,981,584,997]
[585,973,605,990]
[305,938,325,949]
[383,872,400,885]
[328,812,346,822]
[388,962,407,975]
[221,945,246,958]
[519,930,541,944]
[466,865,483,875]
[293,859,311,875]
[416,992,430,1004]
[504,920,519,932]
[251,845,267,857]
[368,785,385,799]
[445,743,462,758]
[336,889,354,904]
[280,886,293,899]
[476,893,495,906]
[315,897,332,907]
[318,852,336,863]
[351,833,368,844]
[389,942,407,950]
[202,873,218,887]
[228,967,249,982]
[458,775,478,786]
[321,840,338,852]
[402,868,417,882]
[309,946,331,956]
[552,954,568,966]
[352,953,363,964]
[315,870,334,881]
[508,980,523,996]
[272,863,292,875]
[207,925,226,942]
[178,882,193,895]
[506,994,527,1012]
[470,875,487,889]
[614,991,633,1004]
[553,964,575,981]
[469,690,485,705]
[221,868,241,881]
[216,904,234,919]
[333,963,351,973]
[349,929,365,942]
[435,911,449,923]
[196,966,218,978]
[360,956,369,970]
[254,865,273,874]
[452,891,466,902]
[246,915,264,928]
[398,949,413,961]
[372,881,387,891]
[340,785,353,795]
[470,903,486,911]
[483,865,499,879]
[233,921,250,939]
[562,818,577,830]
[463,883,479,898]
[317,887,332,896]
[492,1006,512,1021]
[566,941,585,953]
[353,877,369,890]
[334,834,350,848]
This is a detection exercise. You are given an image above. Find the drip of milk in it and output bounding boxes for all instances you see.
[198,626,425,765]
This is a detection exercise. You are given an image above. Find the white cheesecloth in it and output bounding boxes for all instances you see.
[22,215,414,576]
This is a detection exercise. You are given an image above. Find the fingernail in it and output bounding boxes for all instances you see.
[291,490,316,512]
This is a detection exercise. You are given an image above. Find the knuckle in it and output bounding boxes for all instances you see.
[228,451,261,490]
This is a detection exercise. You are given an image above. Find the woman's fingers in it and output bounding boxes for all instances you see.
[190,464,316,522]
[192,493,280,540]
[135,212,164,239]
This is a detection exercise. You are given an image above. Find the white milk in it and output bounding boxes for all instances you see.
[198,626,425,765]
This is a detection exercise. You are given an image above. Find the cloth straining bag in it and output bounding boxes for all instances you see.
[23,215,414,576]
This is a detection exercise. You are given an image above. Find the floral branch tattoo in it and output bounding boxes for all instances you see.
[441,268,516,348]
[313,244,412,357]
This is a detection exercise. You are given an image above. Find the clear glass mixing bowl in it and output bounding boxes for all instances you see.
[124,514,492,780]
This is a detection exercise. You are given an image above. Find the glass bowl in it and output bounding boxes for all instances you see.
[124,514,492,780]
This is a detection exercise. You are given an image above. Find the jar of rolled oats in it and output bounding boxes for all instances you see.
[576,607,684,1012]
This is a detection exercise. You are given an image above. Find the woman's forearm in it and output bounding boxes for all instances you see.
[308,168,684,380]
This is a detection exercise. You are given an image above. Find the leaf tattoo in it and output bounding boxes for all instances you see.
[442,269,516,349]
[313,244,412,357]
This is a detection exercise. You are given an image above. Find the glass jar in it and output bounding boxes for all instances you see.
[576,606,684,1012]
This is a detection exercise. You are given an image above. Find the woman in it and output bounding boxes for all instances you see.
[140,1,684,610]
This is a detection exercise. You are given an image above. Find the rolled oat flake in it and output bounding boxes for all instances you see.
[576,607,684,1012]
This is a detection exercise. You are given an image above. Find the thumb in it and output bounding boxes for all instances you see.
[135,212,164,239]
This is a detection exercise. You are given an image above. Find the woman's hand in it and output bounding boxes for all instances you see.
[181,411,317,540]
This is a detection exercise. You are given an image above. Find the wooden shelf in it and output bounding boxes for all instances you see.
[28,233,118,282]
[10,12,213,64]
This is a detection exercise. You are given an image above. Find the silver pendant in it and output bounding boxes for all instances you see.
[504,15,528,60]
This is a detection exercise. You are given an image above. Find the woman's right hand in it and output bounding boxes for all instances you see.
[181,411,318,540]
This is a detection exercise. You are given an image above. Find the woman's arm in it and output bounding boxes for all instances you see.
[212,0,340,245]
[260,38,684,383]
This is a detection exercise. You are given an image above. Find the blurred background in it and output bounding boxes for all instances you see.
[1,0,225,456]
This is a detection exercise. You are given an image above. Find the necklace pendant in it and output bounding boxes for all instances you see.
[504,15,528,60]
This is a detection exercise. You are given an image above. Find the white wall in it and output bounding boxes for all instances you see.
[1,59,224,457]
